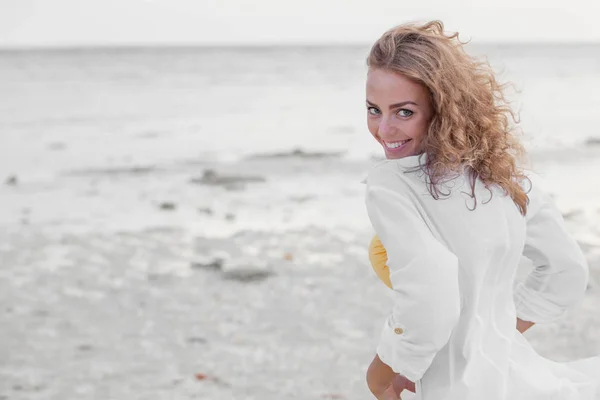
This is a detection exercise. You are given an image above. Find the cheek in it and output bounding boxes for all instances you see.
[367,119,379,138]
[408,118,429,139]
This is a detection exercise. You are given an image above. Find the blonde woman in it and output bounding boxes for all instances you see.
[363,20,600,400]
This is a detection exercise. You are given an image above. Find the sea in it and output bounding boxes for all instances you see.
[1,43,599,238]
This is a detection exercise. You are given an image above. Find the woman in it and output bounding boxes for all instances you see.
[362,20,600,400]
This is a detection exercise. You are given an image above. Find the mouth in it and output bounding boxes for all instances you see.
[383,139,412,153]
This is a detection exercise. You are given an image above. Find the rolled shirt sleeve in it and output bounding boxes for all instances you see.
[365,166,461,382]
[513,174,590,324]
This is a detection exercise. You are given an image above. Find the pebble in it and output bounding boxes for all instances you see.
[190,169,265,187]
[584,137,600,146]
[159,202,176,211]
[221,256,273,282]
[190,257,223,271]
[225,213,235,221]
[5,175,17,186]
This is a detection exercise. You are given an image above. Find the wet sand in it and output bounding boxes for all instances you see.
[1,147,600,399]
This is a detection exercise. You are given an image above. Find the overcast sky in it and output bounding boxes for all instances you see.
[1,0,600,48]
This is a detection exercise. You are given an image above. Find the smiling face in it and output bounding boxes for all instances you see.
[366,68,434,159]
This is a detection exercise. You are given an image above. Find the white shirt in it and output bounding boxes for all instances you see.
[364,153,600,400]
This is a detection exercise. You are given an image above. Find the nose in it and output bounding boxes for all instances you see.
[378,117,397,139]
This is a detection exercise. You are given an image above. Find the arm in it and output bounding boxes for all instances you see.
[367,355,415,399]
[371,233,535,336]
[365,166,462,383]
[366,354,397,398]
[513,175,590,324]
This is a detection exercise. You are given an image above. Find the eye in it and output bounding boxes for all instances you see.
[397,109,413,117]
[367,106,380,116]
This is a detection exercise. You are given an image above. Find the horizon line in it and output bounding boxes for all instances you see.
[1,39,600,52]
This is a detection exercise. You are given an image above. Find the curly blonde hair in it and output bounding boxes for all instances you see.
[366,20,531,215]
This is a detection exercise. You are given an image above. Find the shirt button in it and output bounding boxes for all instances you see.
[394,327,404,335]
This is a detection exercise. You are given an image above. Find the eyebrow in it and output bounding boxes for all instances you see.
[366,100,418,109]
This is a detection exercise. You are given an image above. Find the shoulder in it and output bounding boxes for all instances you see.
[364,161,419,208]
[366,160,410,188]
[518,170,555,221]
[361,153,428,185]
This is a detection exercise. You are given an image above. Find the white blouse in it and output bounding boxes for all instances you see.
[364,153,600,400]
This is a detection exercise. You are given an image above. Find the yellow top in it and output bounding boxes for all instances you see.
[368,234,392,288]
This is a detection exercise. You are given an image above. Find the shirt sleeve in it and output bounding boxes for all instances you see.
[513,173,590,324]
[365,165,461,382]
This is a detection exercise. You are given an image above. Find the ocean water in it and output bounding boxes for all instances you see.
[1,44,600,238]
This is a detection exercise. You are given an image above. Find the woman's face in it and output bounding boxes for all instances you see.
[365,68,434,159]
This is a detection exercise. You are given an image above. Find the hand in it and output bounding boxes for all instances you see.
[379,383,401,399]
[516,317,535,334]
[376,374,415,399]
[392,374,416,394]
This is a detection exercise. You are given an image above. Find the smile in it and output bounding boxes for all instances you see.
[384,139,411,152]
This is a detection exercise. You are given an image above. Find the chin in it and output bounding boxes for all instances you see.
[384,148,412,159]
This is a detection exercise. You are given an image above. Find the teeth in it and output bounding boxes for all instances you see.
[385,139,410,149]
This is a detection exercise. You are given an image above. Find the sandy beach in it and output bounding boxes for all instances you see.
[2,145,600,399]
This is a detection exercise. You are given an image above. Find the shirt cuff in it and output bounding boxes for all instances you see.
[375,315,430,383]
[513,281,569,324]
